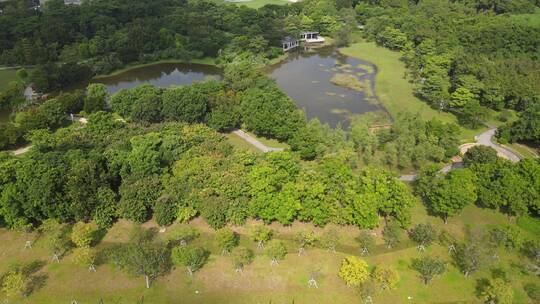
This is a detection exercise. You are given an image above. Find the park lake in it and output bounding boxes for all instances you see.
[0,47,384,127]
[93,46,383,127]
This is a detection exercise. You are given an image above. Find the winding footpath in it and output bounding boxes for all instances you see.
[398,128,521,181]
[232,129,284,153]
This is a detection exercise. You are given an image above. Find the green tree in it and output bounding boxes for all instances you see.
[166,226,200,246]
[265,240,287,266]
[409,223,437,250]
[171,246,209,276]
[240,85,304,141]
[382,222,401,249]
[70,222,97,248]
[161,86,208,123]
[450,87,476,108]
[339,256,370,287]
[320,227,340,253]
[84,83,107,113]
[1,270,26,299]
[72,246,97,271]
[294,230,317,255]
[427,169,477,222]
[411,256,446,284]
[478,277,513,304]
[215,228,239,255]
[153,196,177,227]
[118,176,162,223]
[356,231,376,255]
[250,226,274,250]
[372,266,400,290]
[39,219,70,262]
[110,226,170,288]
[453,231,488,277]
[460,100,487,129]
[130,93,163,123]
[231,247,254,273]
[463,146,499,166]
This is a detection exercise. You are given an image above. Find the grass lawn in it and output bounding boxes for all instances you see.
[509,9,540,27]
[226,0,291,9]
[224,132,262,153]
[1,201,536,303]
[244,130,290,149]
[93,58,217,79]
[0,69,20,91]
[505,142,539,159]
[339,41,487,142]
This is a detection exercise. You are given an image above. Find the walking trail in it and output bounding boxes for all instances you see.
[398,127,521,181]
[232,129,284,153]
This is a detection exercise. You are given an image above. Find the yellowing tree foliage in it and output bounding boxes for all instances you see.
[339,256,369,287]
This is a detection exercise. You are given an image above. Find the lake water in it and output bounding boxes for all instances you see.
[269,46,384,128]
[93,62,222,95]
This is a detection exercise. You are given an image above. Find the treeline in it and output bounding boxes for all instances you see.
[356,0,540,143]
[0,111,415,231]
[416,146,540,221]
[0,0,358,92]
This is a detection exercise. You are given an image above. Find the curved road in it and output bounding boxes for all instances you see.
[398,128,521,181]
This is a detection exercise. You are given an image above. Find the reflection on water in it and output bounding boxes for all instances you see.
[93,63,222,95]
[268,47,384,128]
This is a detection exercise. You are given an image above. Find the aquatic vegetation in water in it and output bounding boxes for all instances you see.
[325,91,337,96]
[356,63,375,74]
[330,108,351,115]
[330,73,365,92]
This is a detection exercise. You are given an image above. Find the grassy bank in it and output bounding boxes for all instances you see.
[339,41,485,141]
[93,58,217,80]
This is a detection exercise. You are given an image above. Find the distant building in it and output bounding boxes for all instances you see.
[300,32,325,43]
[282,37,299,52]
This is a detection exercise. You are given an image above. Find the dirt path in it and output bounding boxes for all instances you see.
[232,129,284,153]
[398,128,520,181]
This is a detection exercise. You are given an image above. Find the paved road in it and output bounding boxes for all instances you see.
[398,128,521,181]
[475,128,520,163]
[232,129,284,153]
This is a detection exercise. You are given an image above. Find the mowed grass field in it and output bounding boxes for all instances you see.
[1,199,538,303]
[339,41,486,142]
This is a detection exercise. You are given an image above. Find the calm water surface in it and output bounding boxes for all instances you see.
[269,47,384,128]
[93,62,222,95]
